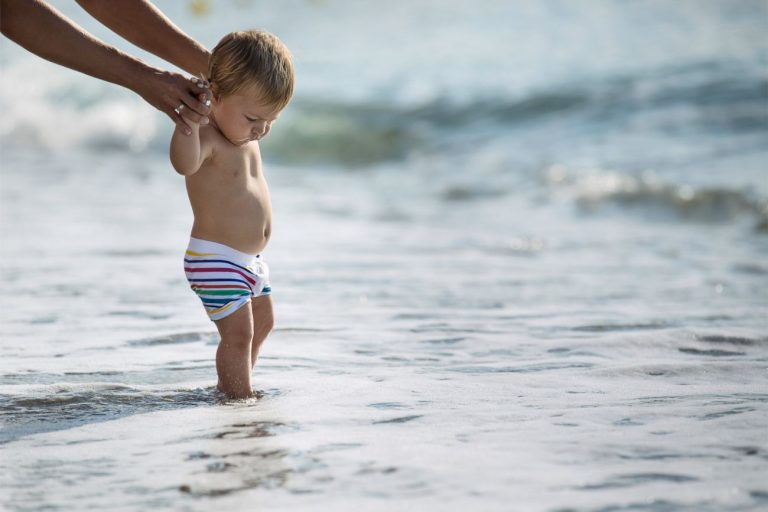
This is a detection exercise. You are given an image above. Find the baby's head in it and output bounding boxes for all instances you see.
[207,30,295,145]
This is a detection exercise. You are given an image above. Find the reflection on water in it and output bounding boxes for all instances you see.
[179,420,297,497]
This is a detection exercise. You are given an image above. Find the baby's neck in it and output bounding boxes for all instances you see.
[207,111,222,133]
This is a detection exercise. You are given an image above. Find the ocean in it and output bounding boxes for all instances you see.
[1,1,767,510]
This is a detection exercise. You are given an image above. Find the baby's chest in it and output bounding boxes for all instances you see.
[209,150,263,187]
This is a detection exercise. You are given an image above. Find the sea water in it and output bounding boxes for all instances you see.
[1,1,767,510]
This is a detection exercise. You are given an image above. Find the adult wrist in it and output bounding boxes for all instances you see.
[120,57,161,97]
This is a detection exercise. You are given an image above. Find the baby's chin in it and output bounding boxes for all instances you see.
[226,137,253,147]
[215,128,258,146]
[229,136,262,146]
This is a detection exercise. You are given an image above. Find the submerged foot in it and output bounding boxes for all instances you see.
[214,382,261,400]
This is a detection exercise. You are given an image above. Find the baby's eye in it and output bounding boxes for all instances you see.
[245,115,260,122]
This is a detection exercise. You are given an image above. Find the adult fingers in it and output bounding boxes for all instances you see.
[172,107,194,136]
[157,74,212,134]
[163,95,195,135]
[179,102,210,125]
[177,76,212,121]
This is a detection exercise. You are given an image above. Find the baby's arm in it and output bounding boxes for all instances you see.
[170,122,213,176]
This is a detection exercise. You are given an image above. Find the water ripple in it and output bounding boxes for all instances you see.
[0,385,219,443]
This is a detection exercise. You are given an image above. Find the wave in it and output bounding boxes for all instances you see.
[265,62,767,165]
[1,59,765,167]
[545,165,768,230]
[696,334,764,346]
[0,383,237,443]
[251,90,589,165]
[126,331,218,347]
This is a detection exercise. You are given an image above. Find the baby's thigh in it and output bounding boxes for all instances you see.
[214,301,254,341]
[250,295,274,333]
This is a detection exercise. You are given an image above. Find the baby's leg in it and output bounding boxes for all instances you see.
[250,295,275,370]
[213,304,255,399]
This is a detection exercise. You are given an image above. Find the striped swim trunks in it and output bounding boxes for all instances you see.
[184,237,271,321]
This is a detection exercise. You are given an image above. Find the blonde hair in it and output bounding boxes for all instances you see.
[208,30,294,110]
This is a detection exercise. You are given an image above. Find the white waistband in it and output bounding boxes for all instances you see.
[186,237,258,266]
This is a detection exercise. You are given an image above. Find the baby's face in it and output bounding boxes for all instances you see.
[212,92,282,146]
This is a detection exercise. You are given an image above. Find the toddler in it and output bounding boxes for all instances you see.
[170,30,294,399]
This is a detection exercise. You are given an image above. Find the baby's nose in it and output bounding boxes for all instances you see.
[253,123,270,138]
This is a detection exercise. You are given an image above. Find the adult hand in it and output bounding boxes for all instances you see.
[136,69,213,135]
[1,0,213,135]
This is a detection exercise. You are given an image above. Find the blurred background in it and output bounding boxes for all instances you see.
[1,1,767,510]
[2,0,765,335]
[4,1,768,183]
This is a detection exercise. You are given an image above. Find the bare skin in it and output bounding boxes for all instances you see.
[0,0,212,133]
[75,0,208,77]
[171,85,280,399]
[249,295,275,369]
[214,295,275,397]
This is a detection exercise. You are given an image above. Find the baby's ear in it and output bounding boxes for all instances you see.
[209,82,220,101]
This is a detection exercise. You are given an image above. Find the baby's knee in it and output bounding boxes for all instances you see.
[221,326,254,348]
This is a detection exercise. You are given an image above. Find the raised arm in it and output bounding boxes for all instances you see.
[75,0,209,77]
[170,120,212,176]
[0,0,210,134]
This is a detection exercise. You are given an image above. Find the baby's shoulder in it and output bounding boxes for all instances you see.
[199,124,225,150]
[198,124,234,165]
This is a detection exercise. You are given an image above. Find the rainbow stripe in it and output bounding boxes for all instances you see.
[184,239,271,321]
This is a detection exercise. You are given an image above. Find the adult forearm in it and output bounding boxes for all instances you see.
[75,0,210,77]
[0,0,153,93]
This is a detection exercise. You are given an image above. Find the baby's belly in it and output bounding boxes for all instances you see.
[190,193,272,255]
